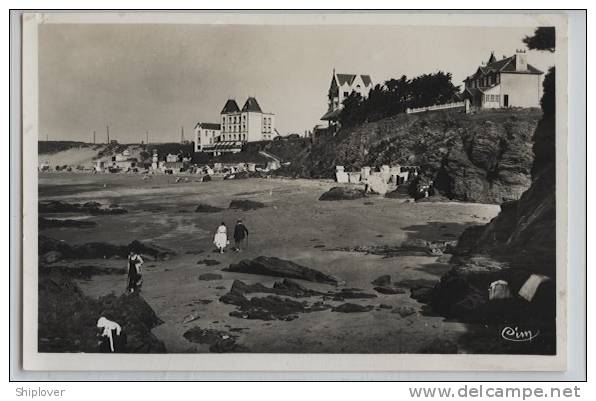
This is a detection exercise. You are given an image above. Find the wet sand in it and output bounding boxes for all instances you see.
[39,173,500,353]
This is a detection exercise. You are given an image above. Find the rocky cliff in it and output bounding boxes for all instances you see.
[424,69,557,347]
[279,108,542,204]
[38,268,166,353]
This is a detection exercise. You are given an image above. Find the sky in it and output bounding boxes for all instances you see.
[38,23,556,143]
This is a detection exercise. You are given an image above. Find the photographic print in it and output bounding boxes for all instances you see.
[21,12,568,371]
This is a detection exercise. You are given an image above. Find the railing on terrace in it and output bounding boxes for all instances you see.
[406,99,470,114]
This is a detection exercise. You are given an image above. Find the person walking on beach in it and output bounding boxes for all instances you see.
[126,248,144,293]
[213,222,228,253]
[233,219,249,252]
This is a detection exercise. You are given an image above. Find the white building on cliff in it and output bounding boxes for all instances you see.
[463,50,544,109]
[321,70,373,123]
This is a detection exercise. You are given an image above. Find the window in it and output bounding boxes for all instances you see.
[343,91,349,98]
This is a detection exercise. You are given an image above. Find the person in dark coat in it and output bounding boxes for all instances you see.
[126,249,144,293]
[233,219,249,252]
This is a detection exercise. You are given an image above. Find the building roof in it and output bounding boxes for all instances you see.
[221,99,240,114]
[321,108,342,121]
[196,122,221,130]
[464,53,543,82]
[242,97,263,113]
[202,141,244,151]
[335,73,373,87]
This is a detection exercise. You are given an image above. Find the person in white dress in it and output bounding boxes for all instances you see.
[213,222,228,253]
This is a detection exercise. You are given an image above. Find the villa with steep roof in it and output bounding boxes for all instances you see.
[463,50,543,109]
[321,70,373,123]
[194,97,277,154]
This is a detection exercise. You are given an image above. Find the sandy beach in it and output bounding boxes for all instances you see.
[38,173,500,353]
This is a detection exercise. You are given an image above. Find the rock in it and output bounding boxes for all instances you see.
[371,275,391,286]
[182,327,246,352]
[384,186,409,199]
[330,289,377,301]
[38,236,175,261]
[273,109,541,204]
[219,280,331,321]
[224,256,341,285]
[223,294,331,321]
[39,217,97,229]
[198,273,223,281]
[436,254,453,263]
[202,175,212,182]
[38,269,165,353]
[488,280,512,300]
[40,251,62,264]
[365,175,388,195]
[332,303,374,313]
[409,286,434,304]
[374,286,406,295]
[186,250,205,255]
[229,199,266,210]
[415,194,451,203]
[39,200,127,215]
[379,304,393,309]
[182,313,201,324]
[197,259,221,266]
[392,306,416,317]
[228,279,324,298]
[318,186,365,201]
[195,204,223,213]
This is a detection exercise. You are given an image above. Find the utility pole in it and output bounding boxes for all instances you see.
[146,130,149,145]
[106,124,110,144]
[93,130,96,144]
[181,126,184,143]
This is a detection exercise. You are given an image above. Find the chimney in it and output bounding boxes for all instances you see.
[515,49,527,71]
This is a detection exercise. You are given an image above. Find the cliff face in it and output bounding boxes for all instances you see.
[454,116,556,276]
[425,68,557,340]
[280,108,541,204]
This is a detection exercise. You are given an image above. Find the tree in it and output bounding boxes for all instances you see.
[337,71,460,128]
[523,27,555,52]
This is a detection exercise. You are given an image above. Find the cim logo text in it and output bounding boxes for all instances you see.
[501,326,540,342]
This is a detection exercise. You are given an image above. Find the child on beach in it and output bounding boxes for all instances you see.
[213,222,228,253]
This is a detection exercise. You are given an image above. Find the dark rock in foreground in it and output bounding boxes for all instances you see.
[334,239,457,258]
[229,199,266,210]
[371,275,391,286]
[39,235,175,262]
[224,256,342,285]
[374,286,406,295]
[38,269,165,353]
[39,217,97,229]
[319,186,366,201]
[39,200,127,215]
[330,288,377,301]
[332,303,374,313]
[182,327,247,353]
[195,203,224,213]
[219,279,332,321]
[197,259,221,266]
[198,273,223,281]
